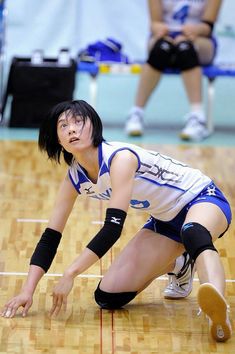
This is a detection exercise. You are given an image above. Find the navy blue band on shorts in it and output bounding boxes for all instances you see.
[143,182,232,243]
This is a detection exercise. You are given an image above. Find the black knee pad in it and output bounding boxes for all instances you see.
[181,222,217,261]
[147,38,175,71]
[175,40,199,71]
[94,284,137,309]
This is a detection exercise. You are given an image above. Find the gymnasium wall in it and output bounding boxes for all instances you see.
[5,0,235,64]
[2,0,235,128]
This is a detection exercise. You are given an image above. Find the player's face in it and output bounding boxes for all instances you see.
[57,112,93,153]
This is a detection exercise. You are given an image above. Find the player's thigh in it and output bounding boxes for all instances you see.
[194,37,215,64]
[100,228,184,292]
[183,202,228,241]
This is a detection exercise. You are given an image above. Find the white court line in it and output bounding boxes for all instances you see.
[17,219,100,224]
[0,272,102,278]
[17,218,49,223]
[0,272,235,283]
[92,221,104,225]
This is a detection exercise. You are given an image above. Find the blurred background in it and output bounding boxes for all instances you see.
[0,0,235,143]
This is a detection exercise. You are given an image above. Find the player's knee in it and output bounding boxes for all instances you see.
[147,38,175,71]
[180,222,217,261]
[94,283,137,309]
[175,40,199,71]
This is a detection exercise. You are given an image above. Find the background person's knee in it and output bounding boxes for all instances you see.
[147,38,175,71]
[175,40,199,71]
[94,284,137,309]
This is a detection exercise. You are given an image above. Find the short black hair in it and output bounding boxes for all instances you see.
[38,100,104,165]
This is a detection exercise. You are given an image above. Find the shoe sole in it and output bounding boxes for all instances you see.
[179,131,210,141]
[164,285,193,300]
[179,133,193,141]
[164,293,191,300]
[127,130,143,137]
[197,283,232,342]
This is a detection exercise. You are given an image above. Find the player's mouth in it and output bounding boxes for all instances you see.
[69,137,80,143]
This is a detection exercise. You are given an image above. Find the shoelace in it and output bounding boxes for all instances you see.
[167,274,180,289]
[185,114,206,128]
[128,113,142,124]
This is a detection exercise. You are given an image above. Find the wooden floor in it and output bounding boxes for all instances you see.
[0,140,235,354]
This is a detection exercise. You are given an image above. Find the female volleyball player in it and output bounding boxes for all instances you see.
[1,100,232,342]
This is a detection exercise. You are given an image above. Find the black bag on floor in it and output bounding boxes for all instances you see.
[4,55,76,128]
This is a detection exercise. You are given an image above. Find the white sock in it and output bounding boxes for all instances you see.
[172,254,185,274]
[189,103,206,122]
[190,102,203,113]
[130,106,144,117]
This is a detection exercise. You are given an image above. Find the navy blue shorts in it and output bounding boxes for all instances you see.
[143,182,232,243]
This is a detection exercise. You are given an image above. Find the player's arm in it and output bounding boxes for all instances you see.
[49,150,138,317]
[1,175,78,318]
[203,0,222,23]
[148,0,162,23]
[109,149,138,210]
[62,149,138,277]
[29,174,79,274]
[200,0,222,35]
[148,0,169,39]
[183,0,222,39]
[52,150,137,277]
[47,174,79,232]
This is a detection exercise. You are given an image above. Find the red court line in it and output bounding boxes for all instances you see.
[99,199,104,354]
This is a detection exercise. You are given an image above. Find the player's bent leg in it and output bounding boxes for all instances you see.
[96,228,184,304]
[182,201,232,341]
[193,36,216,65]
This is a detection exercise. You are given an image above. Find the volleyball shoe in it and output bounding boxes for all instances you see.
[180,112,210,141]
[197,283,232,342]
[163,252,195,299]
[125,109,144,136]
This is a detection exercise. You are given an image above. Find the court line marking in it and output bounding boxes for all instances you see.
[17,218,49,223]
[0,272,102,278]
[17,219,103,224]
[0,272,234,282]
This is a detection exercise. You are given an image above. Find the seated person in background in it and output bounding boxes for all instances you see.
[125,0,222,141]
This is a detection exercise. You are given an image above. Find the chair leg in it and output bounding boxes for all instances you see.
[206,77,216,134]
[89,75,98,108]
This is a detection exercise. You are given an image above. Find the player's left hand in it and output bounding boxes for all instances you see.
[182,24,200,41]
[50,274,74,317]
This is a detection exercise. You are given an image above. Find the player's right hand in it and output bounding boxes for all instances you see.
[151,22,169,39]
[1,292,33,318]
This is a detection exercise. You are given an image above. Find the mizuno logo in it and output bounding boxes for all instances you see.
[111,217,121,225]
[84,186,95,195]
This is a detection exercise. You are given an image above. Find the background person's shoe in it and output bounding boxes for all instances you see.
[180,112,210,141]
[125,111,144,136]
[163,252,194,299]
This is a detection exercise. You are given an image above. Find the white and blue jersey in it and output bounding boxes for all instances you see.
[68,141,212,222]
[162,0,207,32]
